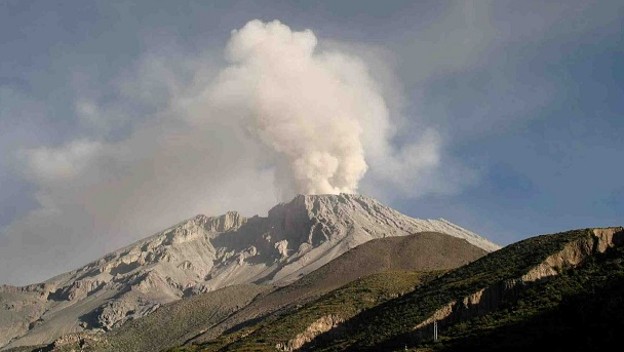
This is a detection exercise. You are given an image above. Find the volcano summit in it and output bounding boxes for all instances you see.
[0,194,497,349]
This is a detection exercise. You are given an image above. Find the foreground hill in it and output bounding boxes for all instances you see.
[194,271,435,352]
[0,194,497,349]
[300,227,624,351]
[183,231,488,348]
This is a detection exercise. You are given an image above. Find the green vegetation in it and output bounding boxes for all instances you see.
[182,270,437,352]
[307,229,595,351]
[431,243,624,352]
[173,229,611,352]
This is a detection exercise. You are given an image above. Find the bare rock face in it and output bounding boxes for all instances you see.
[276,315,344,352]
[44,332,105,352]
[0,193,498,349]
[49,280,106,302]
[522,227,624,283]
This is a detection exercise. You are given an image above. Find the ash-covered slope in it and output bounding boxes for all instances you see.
[39,232,486,352]
[0,193,498,349]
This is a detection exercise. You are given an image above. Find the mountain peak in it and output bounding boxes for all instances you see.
[268,193,391,221]
[285,193,383,208]
[0,193,499,349]
[265,193,497,251]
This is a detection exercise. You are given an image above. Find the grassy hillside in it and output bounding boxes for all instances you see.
[433,242,624,352]
[175,270,438,352]
[186,232,487,346]
[303,228,624,351]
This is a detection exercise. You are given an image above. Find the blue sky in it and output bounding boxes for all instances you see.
[1,0,623,284]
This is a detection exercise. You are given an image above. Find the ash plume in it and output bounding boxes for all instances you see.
[210,20,377,196]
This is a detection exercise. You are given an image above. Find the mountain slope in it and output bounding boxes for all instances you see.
[0,194,498,349]
[22,231,488,352]
[195,271,433,352]
[186,231,488,346]
[301,227,623,351]
[185,232,487,350]
[95,284,267,352]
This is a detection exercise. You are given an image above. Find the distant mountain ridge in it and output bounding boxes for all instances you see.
[0,193,498,349]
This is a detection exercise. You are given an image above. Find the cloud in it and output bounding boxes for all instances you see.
[1,19,456,285]
[22,140,103,183]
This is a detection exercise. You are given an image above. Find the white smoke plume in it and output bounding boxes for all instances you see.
[207,20,450,199]
[210,20,376,195]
